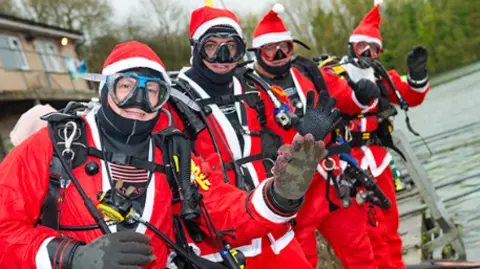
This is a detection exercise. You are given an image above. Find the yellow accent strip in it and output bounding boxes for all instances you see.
[173,155,180,173]
[205,0,214,7]
[98,191,107,202]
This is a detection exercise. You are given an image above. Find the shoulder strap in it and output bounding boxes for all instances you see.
[292,55,329,94]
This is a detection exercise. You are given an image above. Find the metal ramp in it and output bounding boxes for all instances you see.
[393,130,466,261]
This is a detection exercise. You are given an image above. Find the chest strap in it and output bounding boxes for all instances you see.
[197,91,261,108]
[87,147,166,173]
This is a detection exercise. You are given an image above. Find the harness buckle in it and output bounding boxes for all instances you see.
[111,153,132,165]
[61,121,78,161]
[321,157,337,171]
[344,127,352,143]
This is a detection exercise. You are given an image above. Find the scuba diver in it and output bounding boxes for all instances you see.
[237,4,381,269]
[160,4,339,269]
[317,3,430,269]
[0,41,330,269]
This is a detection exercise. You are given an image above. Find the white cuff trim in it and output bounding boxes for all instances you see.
[251,179,296,224]
[409,81,430,93]
[267,230,295,255]
[35,237,55,269]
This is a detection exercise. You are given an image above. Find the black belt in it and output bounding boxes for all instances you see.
[224,153,265,171]
[348,132,375,148]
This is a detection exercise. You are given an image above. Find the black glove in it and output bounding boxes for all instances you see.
[350,79,380,106]
[71,232,154,269]
[293,90,340,141]
[407,45,428,81]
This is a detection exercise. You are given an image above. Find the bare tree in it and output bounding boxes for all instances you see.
[140,0,188,35]
[19,0,113,41]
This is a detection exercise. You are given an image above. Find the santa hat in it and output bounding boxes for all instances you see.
[99,41,171,92]
[189,6,242,41]
[349,4,382,48]
[252,4,292,48]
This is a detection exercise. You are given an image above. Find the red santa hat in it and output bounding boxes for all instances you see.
[349,3,383,48]
[252,4,292,48]
[99,41,171,92]
[189,6,243,41]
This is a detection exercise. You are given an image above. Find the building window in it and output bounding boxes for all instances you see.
[34,40,63,73]
[0,35,30,70]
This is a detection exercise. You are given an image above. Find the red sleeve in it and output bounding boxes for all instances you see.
[192,154,294,243]
[321,68,378,115]
[0,128,61,268]
[384,70,430,107]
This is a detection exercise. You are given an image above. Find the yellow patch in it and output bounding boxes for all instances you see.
[172,156,211,191]
[191,160,211,191]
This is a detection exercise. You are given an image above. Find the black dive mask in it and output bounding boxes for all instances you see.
[193,26,246,64]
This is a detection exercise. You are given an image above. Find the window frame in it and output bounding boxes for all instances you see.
[0,34,30,71]
[34,39,64,73]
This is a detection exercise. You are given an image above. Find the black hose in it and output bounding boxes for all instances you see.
[169,134,200,221]
[138,218,229,269]
[175,80,231,184]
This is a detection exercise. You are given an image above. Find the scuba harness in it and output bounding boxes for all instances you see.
[39,102,246,269]
[317,56,408,161]
[170,73,279,191]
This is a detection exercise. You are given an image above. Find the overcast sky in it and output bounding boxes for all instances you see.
[109,0,275,18]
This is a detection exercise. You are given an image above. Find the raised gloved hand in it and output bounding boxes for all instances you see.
[350,79,380,106]
[271,133,327,201]
[407,45,428,81]
[293,90,340,141]
[71,232,154,269]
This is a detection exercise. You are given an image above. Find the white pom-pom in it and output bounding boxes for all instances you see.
[272,3,285,14]
[374,0,383,6]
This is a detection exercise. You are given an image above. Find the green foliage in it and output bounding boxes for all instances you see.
[305,0,480,75]
[8,0,479,75]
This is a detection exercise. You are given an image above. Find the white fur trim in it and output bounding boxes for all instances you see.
[135,141,155,234]
[361,146,392,177]
[316,164,328,179]
[35,237,55,269]
[85,107,155,233]
[102,57,170,84]
[290,69,307,114]
[200,238,262,262]
[351,91,379,113]
[178,71,242,159]
[252,31,293,48]
[272,3,285,14]
[361,117,367,132]
[409,82,429,93]
[166,244,201,268]
[192,17,243,40]
[100,57,171,93]
[349,35,382,48]
[251,179,296,223]
[267,230,295,254]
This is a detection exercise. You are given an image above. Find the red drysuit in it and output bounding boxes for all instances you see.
[254,65,377,269]
[323,58,430,269]
[0,107,298,269]
[159,68,313,269]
